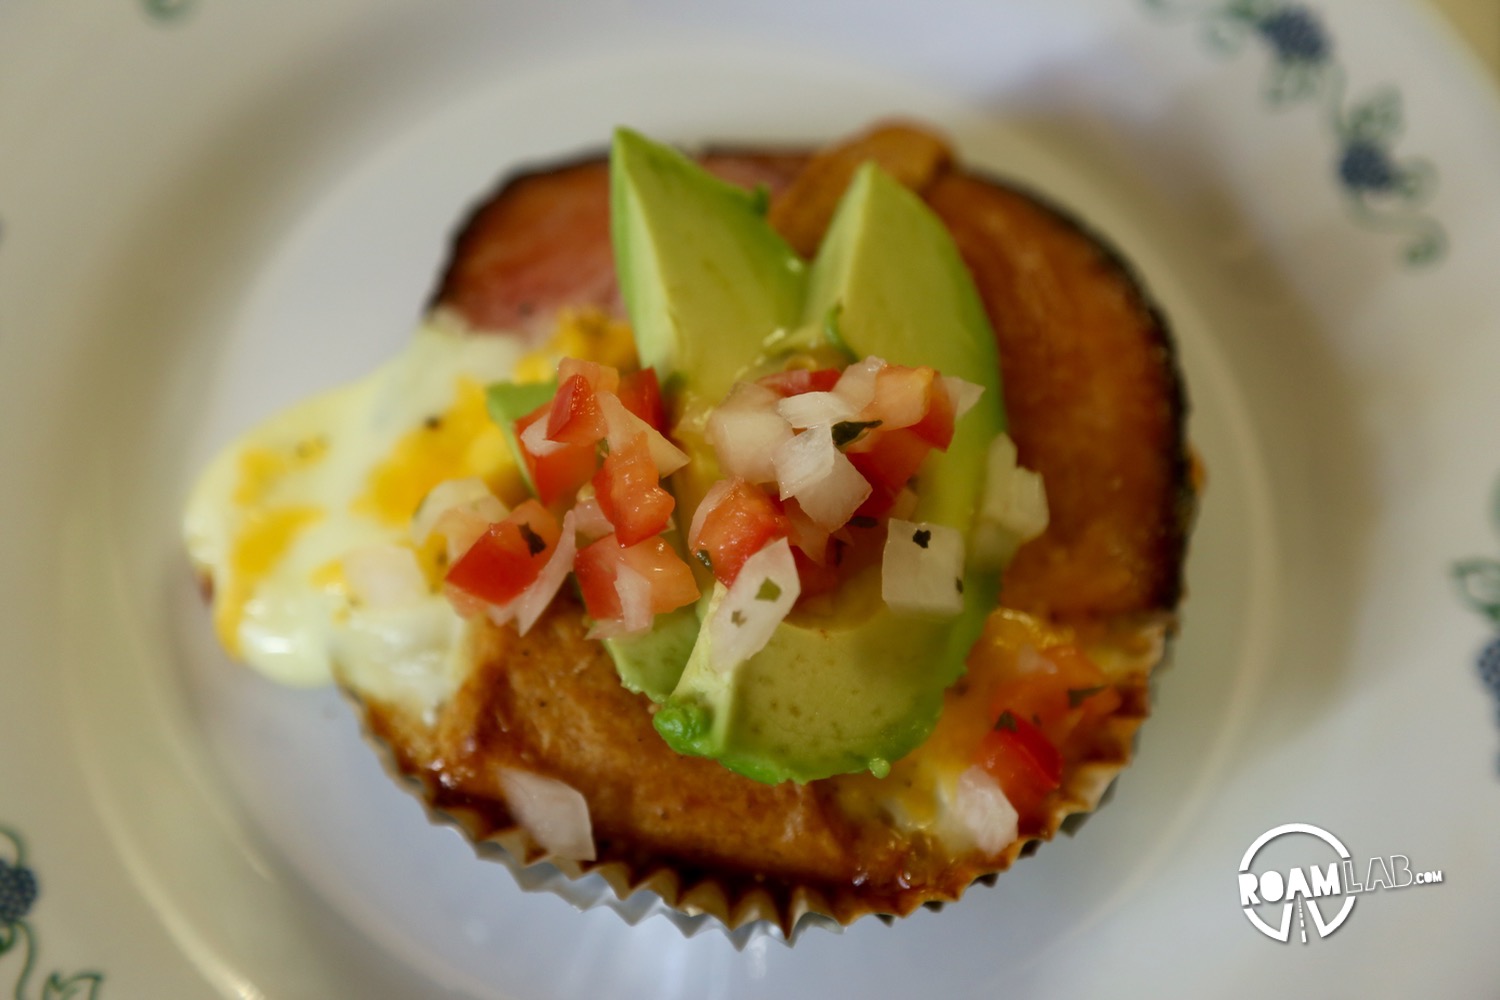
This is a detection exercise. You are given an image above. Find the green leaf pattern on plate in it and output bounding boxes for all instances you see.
[1454,482,1500,770]
[0,827,105,1000]
[141,0,193,23]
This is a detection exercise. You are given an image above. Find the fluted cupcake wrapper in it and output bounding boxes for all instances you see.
[340,613,1169,947]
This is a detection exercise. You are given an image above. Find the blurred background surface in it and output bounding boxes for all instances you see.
[1432,0,1500,80]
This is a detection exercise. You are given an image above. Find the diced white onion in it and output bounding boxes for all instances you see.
[1014,644,1056,679]
[1003,468,1049,537]
[707,538,800,673]
[871,370,930,429]
[643,427,690,477]
[586,560,654,639]
[521,416,565,457]
[708,383,793,484]
[504,511,578,636]
[570,495,615,543]
[941,376,985,421]
[774,427,833,494]
[342,544,429,609]
[881,518,965,617]
[496,768,597,862]
[411,477,504,545]
[833,356,886,414]
[433,506,494,565]
[614,561,654,634]
[972,433,1050,568]
[776,390,855,429]
[598,391,688,476]
[773,426,872,531]
[953,765,1019,856]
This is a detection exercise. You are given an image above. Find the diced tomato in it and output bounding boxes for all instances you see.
[988,644,1122,748]
[617,368,667,432]
[782,497,831,564]
[619,536,700,613]
[868,365,936,429]
[847,427,932,492]
[755,367,842,398]
[910,375,957,449]
[688,479,789,586]
[557,357,620,394]
[444,500,561,606]
[545,374,608,446]
[515,404,596,506]
[976,714,1063,821]
[851,486,896,519]
[574,535,625,621]
[574,533,699,622]
[593,433,675,546]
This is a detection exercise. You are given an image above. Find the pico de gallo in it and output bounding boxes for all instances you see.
[421,351,1091,825]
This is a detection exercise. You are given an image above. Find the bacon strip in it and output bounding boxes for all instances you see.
[431,151,809,341]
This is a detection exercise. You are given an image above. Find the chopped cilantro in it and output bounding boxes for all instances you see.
[822,302,855,359]
[731,609,748,626]
[1067,685,1107,709]
[756,578,782,602]
[911,528,932,549]
[518,522,547,556]
[831,419,882,448]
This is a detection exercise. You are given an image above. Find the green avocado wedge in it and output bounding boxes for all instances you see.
[611,131,1005,783]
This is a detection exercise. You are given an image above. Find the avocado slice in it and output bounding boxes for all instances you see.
[599,129,813,701]
[612,133,1006,783]
[611,128,806,404]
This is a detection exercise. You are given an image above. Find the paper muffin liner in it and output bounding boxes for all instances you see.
[342,612,1171,948]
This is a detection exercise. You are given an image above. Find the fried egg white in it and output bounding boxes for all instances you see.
[183,319,524,705]
[184,311,637,715]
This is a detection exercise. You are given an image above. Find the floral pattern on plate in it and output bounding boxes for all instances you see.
[1454,484,1500,767]
[1141,0,1447,266]
[0,826,105,1000]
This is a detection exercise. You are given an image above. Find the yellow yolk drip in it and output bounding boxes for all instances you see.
[215,505,324,654]
[232,439,328,506]
[184,321,537,690]
[412,532,452,590]
[513,308,639,384]
[213,442,332,653]
[354,377,514,525]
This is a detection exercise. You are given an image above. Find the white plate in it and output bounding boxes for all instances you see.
[4,0,1500,996]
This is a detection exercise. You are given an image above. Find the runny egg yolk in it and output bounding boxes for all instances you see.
[354,378,516,527]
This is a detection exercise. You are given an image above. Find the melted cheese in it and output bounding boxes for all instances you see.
[828,609,1159,853]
